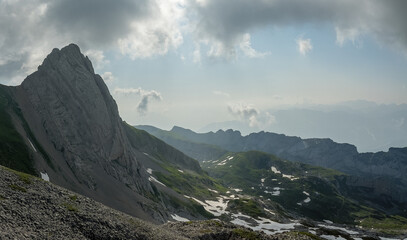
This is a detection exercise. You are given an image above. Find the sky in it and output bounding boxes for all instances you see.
[1,0,407,132]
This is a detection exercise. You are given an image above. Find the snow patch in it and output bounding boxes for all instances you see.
[318,224,359,235]
[217,156,234,166]
[27,139,37,152]
[304,197,311,203]
[231,213,299,235]
[178,169,184,173]
[320,235,347,240]
[264,208,275,215]
[148,176,166,187]
[40,172,49,182]
[282,174,299,181]
[271,166,281,174]
[208,188,218,193]
[303,191,310,196]
[171,214,189,222]
[261,178,266,183]
[146,168,153,174]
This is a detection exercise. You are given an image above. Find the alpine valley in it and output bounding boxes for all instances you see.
[1,44,406,239]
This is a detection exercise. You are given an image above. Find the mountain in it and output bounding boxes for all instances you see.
[201,151,407,229]
[0,44,217,223]
[136,125,407,210]
[200,102,407,153]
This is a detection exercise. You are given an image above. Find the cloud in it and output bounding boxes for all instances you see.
[85,50,109,69]
[1,0,407,83]
[297,37,313,55]
[0,0,186,84]
[114,87,163,115]
[227,103,259,128]
[228,102,275,128]
[189,0,407,58]
[239,33,269,58]
[101,72,115,82]
[213,90,230,97]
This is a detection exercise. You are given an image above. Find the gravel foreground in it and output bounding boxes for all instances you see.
[0,166,313,240]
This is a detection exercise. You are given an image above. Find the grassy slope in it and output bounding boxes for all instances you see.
[135,125,228,162]
[125,124,229,218]
[202,151,407,230]
[0,85,36,175]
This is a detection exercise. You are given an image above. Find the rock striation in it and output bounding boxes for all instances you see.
[19,44,149,192]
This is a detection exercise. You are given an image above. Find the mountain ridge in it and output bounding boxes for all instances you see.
[136,125,407,205]
[0,44,213,223]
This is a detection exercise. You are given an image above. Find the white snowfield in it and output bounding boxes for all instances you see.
[271,166,281,174]
[171,214,189,222]
[40,172,49,182]
[217,156,234,166]
[185,194,378,238]
[146,168,153,174]
[231,213,299,235]
[208,188,219,193]
[27,138,37,152]
[270,166,299,181]
[265,187,284,196]
[148,176,166,187]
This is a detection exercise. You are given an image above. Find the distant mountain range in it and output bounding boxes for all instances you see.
[137,125,407,205]
[200,102,407,153]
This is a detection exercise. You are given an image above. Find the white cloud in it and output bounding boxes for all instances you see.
[239,33,269,58]
[101,72,115,82]
[189,0,407,59]
[228,102,275,128]
[227,103,259,127]
[85,50,109,69]
[117,0,185,59]
[114,87,163,115]
[213,90,230,97]
[193,44,202,64]
[0,0,187,84]
[297,37,313,56]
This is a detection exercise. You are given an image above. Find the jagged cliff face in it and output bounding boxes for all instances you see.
[18,44,150,193]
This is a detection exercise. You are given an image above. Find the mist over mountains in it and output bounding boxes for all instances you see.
[201,101,407,153]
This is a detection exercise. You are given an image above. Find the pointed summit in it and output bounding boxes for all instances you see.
[33,43,94,78]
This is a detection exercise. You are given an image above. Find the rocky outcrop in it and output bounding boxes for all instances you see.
[19,44,149,192]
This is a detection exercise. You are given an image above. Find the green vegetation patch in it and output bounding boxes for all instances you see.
[360,215,407,234]
[3,166,35,184]
[9,184,27,192]
[167,194,214,219]
[0,85,54,173]
[0,86,37,175]
[62,202,78,212]
[154,162,226,199]
[296,232,324,240]
[227,198,266,219]
[69,195,78,201]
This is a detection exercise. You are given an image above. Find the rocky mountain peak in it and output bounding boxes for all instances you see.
[39,44,94,74]
[18,43,151,195]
